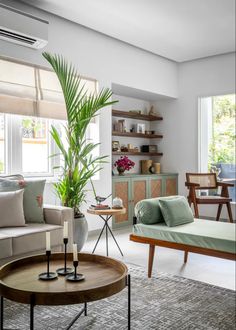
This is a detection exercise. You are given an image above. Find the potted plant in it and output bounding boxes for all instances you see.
[43,52,116,251]
[114,156,135,175]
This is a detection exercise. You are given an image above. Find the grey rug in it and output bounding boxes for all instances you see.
[2,264,235,330]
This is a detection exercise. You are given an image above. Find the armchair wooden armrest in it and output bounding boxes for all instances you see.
[217,181,234,187]
[185,182,200,188]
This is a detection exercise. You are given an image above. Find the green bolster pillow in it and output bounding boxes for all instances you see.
[134,198,164,224]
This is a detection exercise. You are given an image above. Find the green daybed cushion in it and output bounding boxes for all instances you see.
[158,196,194,227]
[134,198,164,224]
[133,219,236,254]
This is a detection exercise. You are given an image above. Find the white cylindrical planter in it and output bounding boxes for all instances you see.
[73,214,88,251]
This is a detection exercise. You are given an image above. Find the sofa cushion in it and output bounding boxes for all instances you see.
[133,220,236,254]
[135,198,164,224]
[23,180,46,224]
[159,196,194,227]
[0,233,12,259]
[0,178,46,224]
[0,190,25,228]
[0,223,63,256]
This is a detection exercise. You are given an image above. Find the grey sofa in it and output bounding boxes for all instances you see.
[0,204,73,265]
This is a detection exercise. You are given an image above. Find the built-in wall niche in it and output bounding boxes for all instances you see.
[111,93,163,174]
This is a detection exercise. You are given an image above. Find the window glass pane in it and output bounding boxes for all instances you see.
[0,114,5,173]
[208,94,236,167]
[22,117,50,174]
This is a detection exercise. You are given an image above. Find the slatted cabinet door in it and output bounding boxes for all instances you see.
[164,176,178,196]
[131,177,148,207]
[112,177,132,228]
[149,177,162,198]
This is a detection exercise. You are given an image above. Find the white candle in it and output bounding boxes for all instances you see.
[46,231,51,251]
[63,221,68,239]
[73,244,78,261]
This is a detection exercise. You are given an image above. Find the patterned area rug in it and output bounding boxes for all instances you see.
[2,264,235,330]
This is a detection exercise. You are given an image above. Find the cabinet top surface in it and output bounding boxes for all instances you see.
[112,173,178,179]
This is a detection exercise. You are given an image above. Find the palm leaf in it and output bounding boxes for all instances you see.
[43,52,117,215]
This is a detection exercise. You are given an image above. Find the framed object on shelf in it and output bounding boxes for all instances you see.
[112,141,120,152]
[136,123,145,134]
[149,145,158,153]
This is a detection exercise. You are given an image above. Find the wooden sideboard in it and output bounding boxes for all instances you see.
[112,173,178,228]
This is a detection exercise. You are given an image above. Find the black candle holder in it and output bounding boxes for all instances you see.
[39,250,58,280]
[66,260,85,282]
[56,238,73,276]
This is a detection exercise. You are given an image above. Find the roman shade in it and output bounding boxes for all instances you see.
[0,58,97,121]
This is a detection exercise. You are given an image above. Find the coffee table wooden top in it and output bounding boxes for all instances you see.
[87,208,126,216]
[0,253,128,306]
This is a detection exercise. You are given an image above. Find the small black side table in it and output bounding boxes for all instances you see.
[87,208,126,257]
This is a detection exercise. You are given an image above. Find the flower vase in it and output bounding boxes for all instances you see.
[117,167,125,176]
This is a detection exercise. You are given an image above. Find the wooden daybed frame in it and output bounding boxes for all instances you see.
[130,218,236,278]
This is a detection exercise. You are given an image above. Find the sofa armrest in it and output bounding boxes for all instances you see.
[43,205,74,251]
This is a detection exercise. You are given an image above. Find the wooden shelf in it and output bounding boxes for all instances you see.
[112,131,163,139]
[112,151,163,156]
[112,109,163,121]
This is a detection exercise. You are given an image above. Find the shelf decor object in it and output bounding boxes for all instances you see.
[39,232,58,281]
[114,156,135,176]
[66,244,85,282]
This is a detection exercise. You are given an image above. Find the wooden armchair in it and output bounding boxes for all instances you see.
[185,173,234,223]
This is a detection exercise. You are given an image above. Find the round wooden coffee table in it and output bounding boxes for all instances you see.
[87,208,126,256]
[0,253,130,330]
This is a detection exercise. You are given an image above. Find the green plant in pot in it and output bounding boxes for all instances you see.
[43,52,116,251]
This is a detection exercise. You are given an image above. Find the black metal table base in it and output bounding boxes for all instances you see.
[92,214,124,257]
[0,274,131,330]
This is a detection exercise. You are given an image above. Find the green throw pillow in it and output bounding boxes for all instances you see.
[0,177,45,223]
[159,196,194,227]
[135,198,164,224]
[23,180,46,223]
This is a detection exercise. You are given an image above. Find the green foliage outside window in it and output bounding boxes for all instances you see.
[208,94,236,167]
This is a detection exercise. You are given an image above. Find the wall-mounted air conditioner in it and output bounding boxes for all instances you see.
[0,3,48,49]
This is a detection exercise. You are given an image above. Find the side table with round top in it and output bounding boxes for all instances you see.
[87,208,126,257]
[0,252,130,330]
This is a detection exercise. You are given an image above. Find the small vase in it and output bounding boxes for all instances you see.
[117,167,125,175]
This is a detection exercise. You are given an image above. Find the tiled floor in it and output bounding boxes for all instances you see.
[83,226,235,290]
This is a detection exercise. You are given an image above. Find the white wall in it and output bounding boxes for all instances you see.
[157,53,236,219]
[0,0,178,230]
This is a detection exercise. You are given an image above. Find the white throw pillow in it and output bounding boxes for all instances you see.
[0,190,25,227]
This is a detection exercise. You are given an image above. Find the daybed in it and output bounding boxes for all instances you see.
[130,219,236,277]
[130,195,236,278]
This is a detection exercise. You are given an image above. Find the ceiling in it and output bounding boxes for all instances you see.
[22,0,235,62]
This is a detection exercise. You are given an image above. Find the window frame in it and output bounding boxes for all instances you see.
[0,56,100,180]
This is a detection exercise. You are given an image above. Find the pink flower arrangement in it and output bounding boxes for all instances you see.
[114,156,135,171]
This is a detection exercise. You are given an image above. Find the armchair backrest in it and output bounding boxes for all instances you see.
[186,173,217,189]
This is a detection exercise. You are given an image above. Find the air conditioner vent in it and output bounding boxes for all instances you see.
[0,4,48,49]
[0,29,36,45]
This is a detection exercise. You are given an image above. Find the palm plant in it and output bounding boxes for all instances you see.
[43,52,115,217]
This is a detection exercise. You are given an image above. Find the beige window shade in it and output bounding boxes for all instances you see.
[0,58,97,121]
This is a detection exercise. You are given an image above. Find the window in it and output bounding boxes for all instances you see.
[199,94,236,201]
[0,57,98,178]
[0,114,5,174]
